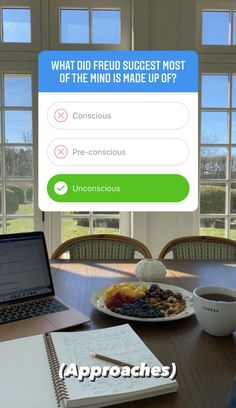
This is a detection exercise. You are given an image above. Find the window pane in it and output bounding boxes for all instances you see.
[201,112,228,144]
[232,76,236,108]
[5,147,32,179]
[6,183,33,215]
[202,11,230,45]
[230,218,236,239]
[200,218,225,237]
[60,9,89,43]
[0,184,3,215]
[200,183,225,214]
[92,10,120,44]
[93,217,119,234]
[0,150,2,178]
[76,217,90,228]
[4,111,32,143]
[4,75,32,107]
[6,217,33,233]
[202,75,229,108]
[200,147,227,179]
[230,183,236,213]
[231,112,236,143]
[233,13,236,45]
[231,148,236,178]
[62,218,89,241]
[2,8,31,43]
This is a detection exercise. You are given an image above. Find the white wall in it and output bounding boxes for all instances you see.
[132,0,198,257]
[132,212,198,258]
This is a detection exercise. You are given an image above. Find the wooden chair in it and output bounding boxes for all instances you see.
[51,234,152,260]
[159,235,236,260]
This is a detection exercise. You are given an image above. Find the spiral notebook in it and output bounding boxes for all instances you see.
[0,324,177,408]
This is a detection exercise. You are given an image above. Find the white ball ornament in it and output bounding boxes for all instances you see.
[135,259,166,282]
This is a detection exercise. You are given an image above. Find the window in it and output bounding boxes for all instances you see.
[198,2,236,238]
[197,1,236,50]
[2,8,31,43]
[49,0,131,50]
[4,74,32,106]
[0,71,34,233]
[0,1,41,50]
[60,9,121,44]
[62,212,120,241]
[200,73,236,238]
[60,9,89,43]
[91,10,121,44]
[202,11,231,45]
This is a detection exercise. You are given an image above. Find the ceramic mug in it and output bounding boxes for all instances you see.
[193,286,236,336]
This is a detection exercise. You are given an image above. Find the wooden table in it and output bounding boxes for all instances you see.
[51,260,236,408]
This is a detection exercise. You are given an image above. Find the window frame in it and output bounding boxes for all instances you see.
[49,0,131,50]
[0,0,41,51]
[196,0,236,53]
[196,1,236,238]
[199,63,236,238]
[0,60,43,234]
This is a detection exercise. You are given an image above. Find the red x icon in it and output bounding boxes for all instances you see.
[54,109,68,122]
[54,145,68,159]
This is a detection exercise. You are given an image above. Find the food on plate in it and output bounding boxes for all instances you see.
[104,283,186,318]
[104,282,148,303]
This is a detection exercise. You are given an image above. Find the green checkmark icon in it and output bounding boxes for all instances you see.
[54,181,68,195]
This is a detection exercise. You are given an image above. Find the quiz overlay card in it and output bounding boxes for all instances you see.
[38,50,198,211]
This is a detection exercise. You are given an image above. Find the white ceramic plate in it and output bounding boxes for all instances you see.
[91,282,194,322]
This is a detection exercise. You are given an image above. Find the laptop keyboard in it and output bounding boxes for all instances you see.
[0,298,69,325]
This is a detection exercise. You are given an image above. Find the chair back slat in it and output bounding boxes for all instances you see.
[159,236,236,260]
[172,242,236,260]
[69,240,136,260]
[52,234,152,260]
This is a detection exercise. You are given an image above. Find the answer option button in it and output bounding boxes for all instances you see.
[47,174,189,203]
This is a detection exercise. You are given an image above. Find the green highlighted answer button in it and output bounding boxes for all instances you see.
[47,174,189,203]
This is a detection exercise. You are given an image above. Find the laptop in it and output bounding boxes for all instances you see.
[0,231,90,342]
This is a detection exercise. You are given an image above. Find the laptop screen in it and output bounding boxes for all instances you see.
[0,232,53,304]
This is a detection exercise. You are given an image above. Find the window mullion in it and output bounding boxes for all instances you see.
[89,8,92,44]
[230,9,233,45]
[0,8,2,43]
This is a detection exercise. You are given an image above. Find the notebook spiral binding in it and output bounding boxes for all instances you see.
[43,333,69,407]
